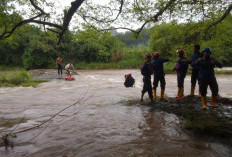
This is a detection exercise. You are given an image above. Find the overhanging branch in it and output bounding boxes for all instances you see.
[0,14,43,40]
[206,4,232,31]
[29,0,48,15]
[58,0,85,44]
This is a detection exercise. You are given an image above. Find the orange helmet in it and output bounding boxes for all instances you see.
[153,52,160,57]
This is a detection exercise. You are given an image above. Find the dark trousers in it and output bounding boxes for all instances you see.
[199,77,219,97]
[191,69,199,86]
[142,78,153,99]
[58,64,62,75]
[177,73,186,88]
[153,76,166,90]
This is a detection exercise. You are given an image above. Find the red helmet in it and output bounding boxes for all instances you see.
[153,52,160,57]
[177,49,185,54]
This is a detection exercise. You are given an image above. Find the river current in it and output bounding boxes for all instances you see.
[0,70,231,157]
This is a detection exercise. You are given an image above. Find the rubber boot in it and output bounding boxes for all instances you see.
[160,89,165,100]
[210,96,218,108]
[153,89,156,99]
[198,88,201,97]
[201,96,207,110]
[180,88,184,97]
[189,86,195,97]
[176,88,181,98]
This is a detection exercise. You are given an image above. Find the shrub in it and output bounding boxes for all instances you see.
[0,71,31,86]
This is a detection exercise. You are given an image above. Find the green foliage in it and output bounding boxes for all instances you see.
[76,46,149,69]
[0,70,30,85]
[74,27,125,63]
[0,65,24,71]
[1,9,232,69]
[0,70,48,87]
[148,16,232,64]
[116,30,150,47]
[22,42,56,69]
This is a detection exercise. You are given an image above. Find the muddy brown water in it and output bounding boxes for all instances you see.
[0,70,232,157]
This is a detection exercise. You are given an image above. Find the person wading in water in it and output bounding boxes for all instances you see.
[56,56,63,78]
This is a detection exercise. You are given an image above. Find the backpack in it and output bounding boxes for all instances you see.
[124,74,135,87]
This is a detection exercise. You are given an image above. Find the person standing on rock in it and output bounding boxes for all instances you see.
[189,44,202,96]
[173,49,191,98]
[194,47,223,110]
[151,52,169,100]
[56,56,63,78]
[140,53,154,103]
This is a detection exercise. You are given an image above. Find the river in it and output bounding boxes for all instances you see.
[0,70,232,157]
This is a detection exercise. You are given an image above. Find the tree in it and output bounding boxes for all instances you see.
[74,27,125,62]
[116,30,150,47]
[0,0,232,44]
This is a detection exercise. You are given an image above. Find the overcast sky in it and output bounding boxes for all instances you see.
[43,0,129,32]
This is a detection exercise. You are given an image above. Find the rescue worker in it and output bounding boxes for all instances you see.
[124,74,135,87]
[189,44,202,96]
[173,49,190,97]
[151,52,169,100]
[65,63,74,77]
[194,47,223,110]
[140,53,154,103]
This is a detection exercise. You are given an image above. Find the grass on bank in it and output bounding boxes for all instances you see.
[0,65,25,71]
[0,70,48,87]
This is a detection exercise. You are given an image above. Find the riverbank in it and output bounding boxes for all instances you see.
[0,70,48,87]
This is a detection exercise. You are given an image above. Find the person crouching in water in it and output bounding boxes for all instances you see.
[141,53,154,103]
[173,49,190,97]
[65,63,74,77]
[151,52,169,100]
[194,48,223,110]
[189,44,202,96]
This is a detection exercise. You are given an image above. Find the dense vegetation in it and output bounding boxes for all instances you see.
[1,10,232,69]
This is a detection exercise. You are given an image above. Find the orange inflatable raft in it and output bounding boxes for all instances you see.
[65,76,75,80]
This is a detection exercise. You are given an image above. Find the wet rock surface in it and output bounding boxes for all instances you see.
[128,96,232,144]
[29,69,79,80]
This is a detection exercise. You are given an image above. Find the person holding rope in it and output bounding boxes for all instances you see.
[189,44,202,96]
[194,47,223,109]
[173,49,191,98]
[140,53,154,103]
[151,52,169,100]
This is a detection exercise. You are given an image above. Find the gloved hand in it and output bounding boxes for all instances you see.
[197,58,203,63]
[211,59,218,64]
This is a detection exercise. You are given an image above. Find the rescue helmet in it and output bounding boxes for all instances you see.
[153,52,160,57]
[202,47,211,53]
[177,49,185,55]
[145,53,152,59]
